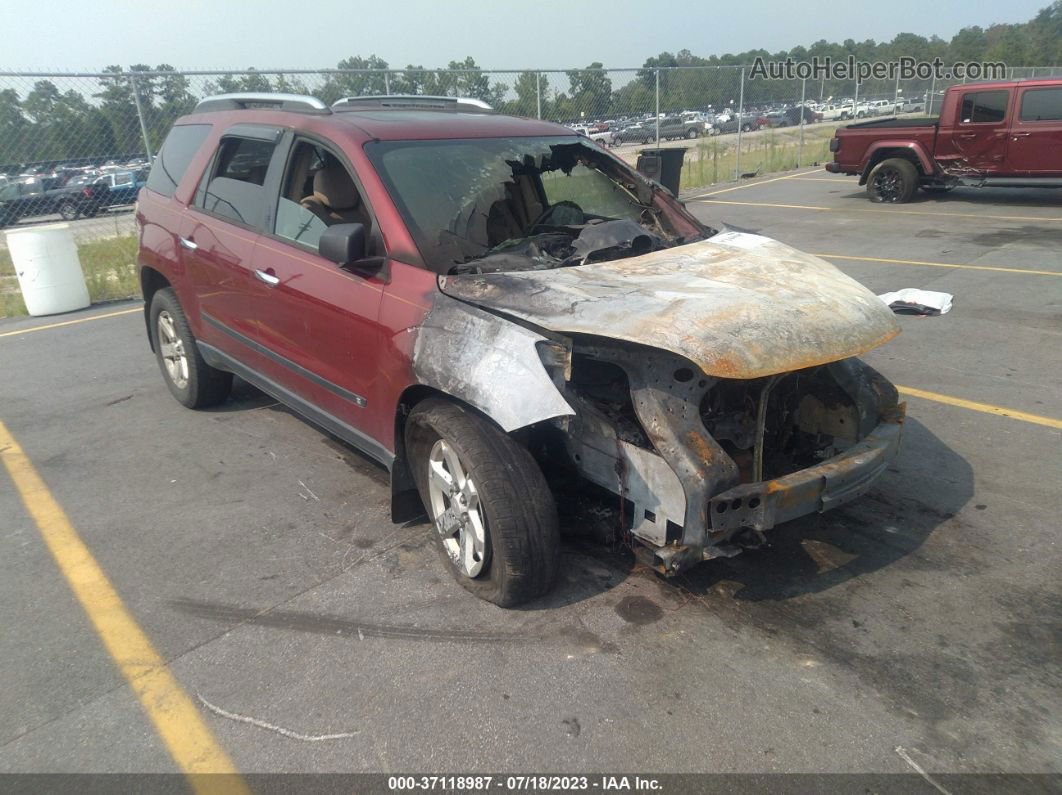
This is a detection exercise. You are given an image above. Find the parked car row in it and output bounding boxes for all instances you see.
[0,163,149,228]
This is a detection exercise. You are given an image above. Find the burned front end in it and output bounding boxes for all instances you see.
[541,340,905,573]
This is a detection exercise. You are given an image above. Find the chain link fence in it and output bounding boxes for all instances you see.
[2,63,1061,237]
[1,63,1059,316]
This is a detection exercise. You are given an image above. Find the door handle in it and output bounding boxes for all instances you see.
[178,236,198,250]
[1012,133,1031,139]
[254,268,280,287]
[958,133,978,139]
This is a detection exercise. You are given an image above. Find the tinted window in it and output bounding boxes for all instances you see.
[145,124,211,198]
[959,91,1008,123]
[198,137,276,226]
[1020,88,1062,121]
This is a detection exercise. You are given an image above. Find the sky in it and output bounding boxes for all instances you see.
[0,0,1051,72]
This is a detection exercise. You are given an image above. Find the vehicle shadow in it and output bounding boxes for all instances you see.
[531,417,971,609]
[836,186,1062,208]
[668,417,972,603]
[205,381,969,612]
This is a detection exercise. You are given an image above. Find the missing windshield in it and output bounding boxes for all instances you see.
[366,137,707,274]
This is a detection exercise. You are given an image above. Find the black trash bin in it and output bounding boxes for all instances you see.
[636,147,687,196]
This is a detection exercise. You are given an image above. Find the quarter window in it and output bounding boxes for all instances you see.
[959,91,1008,124]
[1020,88,1062,122]
[145,124,211,198]
[197,136,276,227]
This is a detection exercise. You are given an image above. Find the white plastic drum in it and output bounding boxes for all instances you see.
[5,223,90,316]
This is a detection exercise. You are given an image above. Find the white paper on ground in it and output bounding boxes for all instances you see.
[877,288,953,315]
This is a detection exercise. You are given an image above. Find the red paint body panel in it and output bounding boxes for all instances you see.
[829,78,1062,180]
[136,106,584,462]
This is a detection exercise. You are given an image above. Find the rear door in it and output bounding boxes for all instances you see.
[1006,85,1062,175]
[948,89,1011,173]
[179,124,284,367]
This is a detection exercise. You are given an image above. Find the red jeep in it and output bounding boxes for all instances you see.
[138,92,905,606]
[827,78,1062,202]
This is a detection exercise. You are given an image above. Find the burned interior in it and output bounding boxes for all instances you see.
[367,137,709,275]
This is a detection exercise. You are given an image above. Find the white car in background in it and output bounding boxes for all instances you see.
[571,125,612,145]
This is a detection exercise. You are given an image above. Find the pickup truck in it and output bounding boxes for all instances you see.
[0,176,112,226]
[827,78,1062,202]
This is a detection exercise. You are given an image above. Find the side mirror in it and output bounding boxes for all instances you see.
[318,223,366,267]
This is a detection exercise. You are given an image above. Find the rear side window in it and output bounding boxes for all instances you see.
[197,137,276,226]
[1020,88,1062,121]
[145,124,211,198]
[959,91,1008,124]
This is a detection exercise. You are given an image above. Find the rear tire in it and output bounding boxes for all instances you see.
[867,158,918,203]
[58,201,78,221]
[150,288,232,409]
[406,398,559,607]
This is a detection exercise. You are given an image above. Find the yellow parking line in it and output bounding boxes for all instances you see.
[693,195,1062,223]
[0,421,248,795]
[696,169,825,197]
[897,387,1062,430]
[694,198,832,210]
[816,253,1062,278]
[0,306,142,339]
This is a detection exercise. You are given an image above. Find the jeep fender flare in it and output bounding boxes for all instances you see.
[859,141,935,184]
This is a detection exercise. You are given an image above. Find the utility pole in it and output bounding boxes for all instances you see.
[129,72,153,161]
[655,69,661,147]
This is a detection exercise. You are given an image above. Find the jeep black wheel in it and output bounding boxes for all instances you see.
[867,158,918,203]
[58,201,78,221]
[405,398,559,607]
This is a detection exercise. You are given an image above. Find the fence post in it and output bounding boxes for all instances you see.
[735,67,745,181]
[655,69,661,146]
[128,73,153,162]
[384,70,391,94]
[798,77,806,168]
[928,74,936,115]
[894,71,900,114]
[536,72,541,119]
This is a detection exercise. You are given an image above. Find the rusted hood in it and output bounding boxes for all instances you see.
[439,232,900,379]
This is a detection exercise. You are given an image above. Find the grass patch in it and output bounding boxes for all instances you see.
[0,234,140,320]
[679,127,834,192]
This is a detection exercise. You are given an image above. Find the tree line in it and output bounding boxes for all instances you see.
[1,1,1058,168]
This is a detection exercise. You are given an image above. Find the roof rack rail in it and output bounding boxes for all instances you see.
[193,93,331,114]
[331,95,493,113]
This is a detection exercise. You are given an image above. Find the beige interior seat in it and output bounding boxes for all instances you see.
[301,159,368,228]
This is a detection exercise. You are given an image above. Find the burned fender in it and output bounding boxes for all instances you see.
[411,296,575,432]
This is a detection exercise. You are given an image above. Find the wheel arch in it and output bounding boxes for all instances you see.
[859,143,934,185]
[390,384,530,524]
[139,266,171,351]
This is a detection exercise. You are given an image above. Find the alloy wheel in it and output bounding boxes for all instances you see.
[427,439,488,578]
[156,311,189,389]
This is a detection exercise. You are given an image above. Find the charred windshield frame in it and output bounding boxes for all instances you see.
[365,136,711,275]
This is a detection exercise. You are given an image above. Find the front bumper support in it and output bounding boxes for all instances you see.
[708,418,903,535]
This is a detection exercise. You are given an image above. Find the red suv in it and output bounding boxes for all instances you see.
[138,92,906,607]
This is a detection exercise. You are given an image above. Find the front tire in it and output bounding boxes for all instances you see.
[150,288,232,408]
[867,158,918,203]
[406,398,559,607]
[58,201,78,221]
